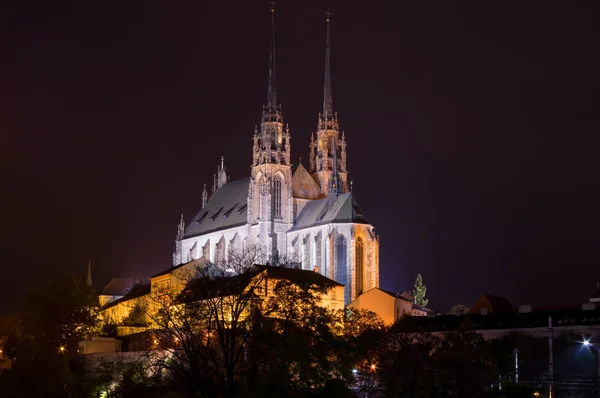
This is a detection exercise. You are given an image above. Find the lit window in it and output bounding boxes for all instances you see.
[274,177,282,218]
[356,238,364,297]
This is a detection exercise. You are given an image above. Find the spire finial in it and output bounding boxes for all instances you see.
[86,260,92,287]
[267,2,277,109]
[176,214,185,240]
[323,10,333,117]
[202,184,208,208]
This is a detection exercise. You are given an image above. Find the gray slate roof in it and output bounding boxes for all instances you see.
[100,278,135,296]
[184,178,250,239]
[289,193,370,232]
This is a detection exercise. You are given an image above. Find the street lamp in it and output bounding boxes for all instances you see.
[581,339,600,398]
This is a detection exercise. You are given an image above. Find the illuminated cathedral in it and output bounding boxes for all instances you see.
[172,10,379,305]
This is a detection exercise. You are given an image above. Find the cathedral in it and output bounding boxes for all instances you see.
[172,10,379,305]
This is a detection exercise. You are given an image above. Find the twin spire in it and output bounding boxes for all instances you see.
[265,5,334,118]
[323,11,333,118]
[266,2,277,110]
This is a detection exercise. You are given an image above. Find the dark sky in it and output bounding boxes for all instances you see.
[1,1,599,314]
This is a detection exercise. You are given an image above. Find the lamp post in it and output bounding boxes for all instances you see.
[582,340,600,398]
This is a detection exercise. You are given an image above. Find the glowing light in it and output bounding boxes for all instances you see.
[153,339,158,345]
[370,364,376,371]
[352,369,357,374]
[534,392,540,397]
[583,340,591,346]
[59,346,65,352]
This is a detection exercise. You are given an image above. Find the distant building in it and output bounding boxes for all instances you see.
[347,288,431,325]
[99,259,345,338]
[394,290,600,340]
[98,278,135,307]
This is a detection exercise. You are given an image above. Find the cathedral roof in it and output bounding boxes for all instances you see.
[101,280,151,310]
[100,278,135,297]
[289,193,370,232]
[184,178,250,239]
[292,163,321,200]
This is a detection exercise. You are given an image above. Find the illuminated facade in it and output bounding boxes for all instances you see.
[172,13,379,305]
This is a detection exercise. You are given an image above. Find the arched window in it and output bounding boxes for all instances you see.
[356,238,364,298]
[274,177,282,218]
[336,236,349,304]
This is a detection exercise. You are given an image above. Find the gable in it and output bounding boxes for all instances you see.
[292,164,322,200]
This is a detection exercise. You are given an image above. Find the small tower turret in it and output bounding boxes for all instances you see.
[173,214,185,266]
[202,184,208,208]
[217,156,227,188]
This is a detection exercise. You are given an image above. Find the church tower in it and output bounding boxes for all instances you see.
[248,4,293,260]
[309,14,348,195]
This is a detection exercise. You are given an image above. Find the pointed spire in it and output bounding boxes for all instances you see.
[267,2,277,109]
[177,213,185,240]
[202,184,208,208]
[323,10,333,117]
[217,156,227,188]
[86,260,92,287]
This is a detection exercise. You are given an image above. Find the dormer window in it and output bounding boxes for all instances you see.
[210,207,224,222]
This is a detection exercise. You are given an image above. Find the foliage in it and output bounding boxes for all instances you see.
[447,304,470,315]
[378,331,494,397]
[23,273,102,351]
[413,273,428,307]
[142,245,382,397]
[0,273,102,398]
[121,302,149,327]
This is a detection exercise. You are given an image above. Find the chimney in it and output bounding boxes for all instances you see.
[314,266,319,273]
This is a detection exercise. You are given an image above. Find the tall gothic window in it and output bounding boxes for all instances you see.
[356,238,364,298]
[336,236,349,304]
[303,236,311,270]
[274,177,282,218]
[324,237,329,278]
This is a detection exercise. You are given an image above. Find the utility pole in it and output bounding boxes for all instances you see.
[548,316,554,398]
[514,348,519,383]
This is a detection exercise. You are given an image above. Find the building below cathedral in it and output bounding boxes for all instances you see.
[172,11,379,305]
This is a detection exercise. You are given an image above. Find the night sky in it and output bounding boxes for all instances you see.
[1,1,599,314]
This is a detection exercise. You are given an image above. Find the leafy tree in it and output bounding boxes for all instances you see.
[447,304,470,316]
[23,273,101,352]
[413,273,428,307]
[256,277,337,396]
[0,273,102,398]
[121,303,149,327]
[145,245,276,397]
[378,332,441,397]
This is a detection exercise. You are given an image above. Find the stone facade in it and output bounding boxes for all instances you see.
[172,14,379,305]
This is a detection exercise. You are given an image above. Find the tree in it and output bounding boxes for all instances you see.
[335,308,386,395]
[447,304,470,316]
[142,245,345,397]
[144,245,288,397]
[256,277,337,396]
[413,273,428,307]
[0,273,102,397]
